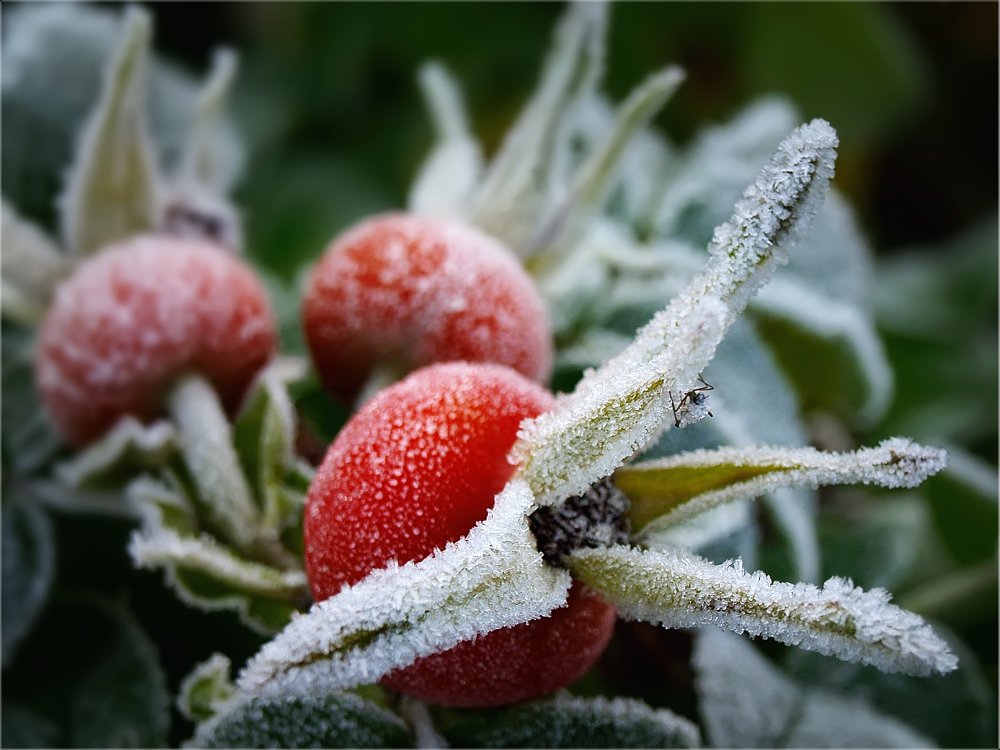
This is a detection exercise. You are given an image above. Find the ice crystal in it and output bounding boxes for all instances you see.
[237,479,571,696]
[515,120,838,505]
[570,545,957,676]
[619,438,947,534]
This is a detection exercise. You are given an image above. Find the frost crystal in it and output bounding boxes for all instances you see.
[570,545,957,676]
[237,479,571,696]
[619,438,947,534]
[515,120,839,505]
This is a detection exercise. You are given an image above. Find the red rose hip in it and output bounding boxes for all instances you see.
[302,213,554,404]
[305,362,616,707]
[36,235,277,446]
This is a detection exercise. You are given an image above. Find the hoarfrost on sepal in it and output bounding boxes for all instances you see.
[177,653,235,723]
[514,120,838,506]
[618,438,947,534]
[179,47,239,190]
[59,6,160,256]
[237,479,572,696]
[569,544,957,676]
[55,417,176,488]
[408,62,483,219]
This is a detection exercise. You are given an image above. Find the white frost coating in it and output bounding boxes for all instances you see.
[754,278,893,423]
[515,298,728,505]
[627,438,947,534]
[129,528,307,598]
[408,62,484,219]
[570,545,957,676]
[470,1,606,253]
[59,6,160,255]
[55,417,176,487]
[515,120,838,506]
[237,479,572,696]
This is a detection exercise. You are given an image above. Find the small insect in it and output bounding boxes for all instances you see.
[669,373,715,428]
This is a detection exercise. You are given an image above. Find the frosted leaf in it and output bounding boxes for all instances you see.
[515,120,838,506]
[59,6,160,255]
[55,417,176,488]
[0,201,71,324]
[2,497,55,667]
[179,48,239,190]
[694,629,936,749]
[754,277,893,424]
[529,66,685,256]
[237,479,572,696]
[618,438,947,535]
[166,374,260,552]
[470,1,606,253]
[444,693,702,748]
[177,653,235,722]
[569,544,957,676]
[190,690,411,749]
[408,62,484,219]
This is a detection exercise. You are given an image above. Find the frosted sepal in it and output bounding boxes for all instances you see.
[59,7,160,255]
[469,1,606,254]
[408,62,483,219]
[179,48,238,190]
[0,202,70,324]
[177,653,235,723]
[569,545,957,676]
[237,479,572,696]
[618,438,947,534]
[55,417,175,488]
[514,121,838,506]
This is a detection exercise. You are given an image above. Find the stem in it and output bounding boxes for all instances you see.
[354,362,406,410]
[166,374,260,553]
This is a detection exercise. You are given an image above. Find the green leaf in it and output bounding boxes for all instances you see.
[694,628,934,748]
[191,691,411,749]
[59,6,160,256]
[443,694,701,748]
[178,654,236,723]
[8,595,170,748]
[1,703,60,749]
[1,325,64,475]
[1,497,55,667]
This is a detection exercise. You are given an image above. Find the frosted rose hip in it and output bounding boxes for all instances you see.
[302,213,554,403]
[36,236,277,446]
[305,362,616,707]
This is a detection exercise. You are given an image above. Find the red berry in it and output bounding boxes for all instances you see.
[302,213,554,403]
[36,236,277,446]
[305,362,615,707]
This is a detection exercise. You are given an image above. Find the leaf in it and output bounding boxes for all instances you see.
[0,703,61,749]
[617,439,946,535]
[408,62,484,219]
[694,628,935,748]
[514,120,839,506]
[569,544,956,676]
[59,6,160,256]
[469,1,607,253]
[190,691,411,749]
[1,497,55,667]
[237,479,572,697]
[68,600,171,748]
[443,694,701,749]
[55,417,176,489]
[178,653,236,723]
[1,326,64,475]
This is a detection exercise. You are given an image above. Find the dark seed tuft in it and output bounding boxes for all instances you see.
[528,476,631,565]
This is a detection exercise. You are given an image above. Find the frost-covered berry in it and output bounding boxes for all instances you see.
[302,213,554,404]
[36,235,277,446]
[304,362,615,707]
